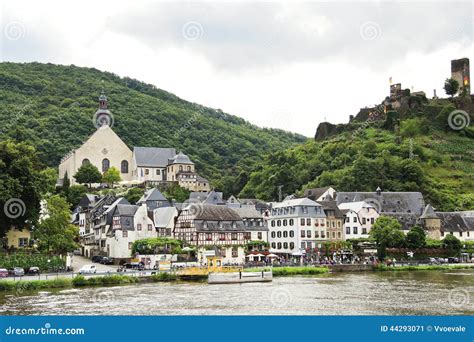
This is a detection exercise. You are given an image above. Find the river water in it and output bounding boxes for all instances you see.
[1,270,473,315]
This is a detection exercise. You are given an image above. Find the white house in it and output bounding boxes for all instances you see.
[153,206,179,237]
[267,198,326,259]
[338,201,379,239]
[106,203,156,260]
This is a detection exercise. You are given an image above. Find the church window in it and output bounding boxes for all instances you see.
[102,158,110,172]
[179,166,183,171]
[121,160,129,173]
[82,159,90,166]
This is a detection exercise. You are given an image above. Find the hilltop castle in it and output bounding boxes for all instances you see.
[57,93,210,191]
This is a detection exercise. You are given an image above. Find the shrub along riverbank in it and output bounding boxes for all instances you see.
[0,273,178,292]
[245,266,329,276]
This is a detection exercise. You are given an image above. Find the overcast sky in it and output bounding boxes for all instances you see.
[1,0,472,136]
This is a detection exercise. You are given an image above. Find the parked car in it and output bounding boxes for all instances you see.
[0,268,8,278]
[123,262,144,270]
[79,265,97,274]
[100,257,114,265]
[27,267,40,275]
[448,257,459,264]
[13,267,25,276]
[428,257,439,264]
[73,249,82,255]
[91,255,104,263]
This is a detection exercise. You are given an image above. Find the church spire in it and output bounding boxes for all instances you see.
[99,91,108,110]
[93,90,113,128]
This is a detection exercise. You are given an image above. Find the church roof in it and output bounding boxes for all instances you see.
[133,147,176,167]
[420,204,438,219]
[138,188,168,203]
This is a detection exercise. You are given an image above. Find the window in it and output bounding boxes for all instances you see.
[231,233,237,240]
[102,158,110,172]
[289,242,294,249]
[306,218,311,226]
[271,242,276,249]
[371,218,375,224]
[301,230,305,238]
[18,238,28,247]
[206,233,212,241]
[121,160,129,173]
[283,219,287,226]
[301,218,305,226]
[301,242,305,249]
[257,232,262,239]
[145,169,149,175]
[353,227,358,234]
[277,242,282,249]
[283,242,288,249]
[362,228,367,234]
[332,232,336,238]
[345,217,349,223]
[122,230,128,238]
[271,231,276,238]
[315,231,319,238]
[232,247,238,257]
[137,224,142,231]
[283,231,288,238]
[307,241,312,249]
[128,242,133,250]
[156,169,160,175]
[289,231,294,238]
[320,231,325,238]
[82,158,90,166]
[353,217,357,223]
[441,231,445,237]
[459,231,463,237]
[302,207,308,214]
[277,220,281,227]
[289,219,294,226]
[148,224,153,231]
[362,217,366,224]
[307,230,311,238]
[271,221,275,227]
[346,227,350,234]
[338,232,341,238]
[220,233,227,240]
[277,231,282,238]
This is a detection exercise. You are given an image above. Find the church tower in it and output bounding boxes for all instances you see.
[94,92,113,128]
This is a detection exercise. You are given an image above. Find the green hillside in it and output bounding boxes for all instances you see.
[240,99,474,211]
[0,62,306,195]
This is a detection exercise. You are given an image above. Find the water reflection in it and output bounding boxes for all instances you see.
[1,270,473,315]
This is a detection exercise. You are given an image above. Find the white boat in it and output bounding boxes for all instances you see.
[208,270,273,284]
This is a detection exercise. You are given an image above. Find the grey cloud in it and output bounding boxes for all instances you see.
[106,2,473,71]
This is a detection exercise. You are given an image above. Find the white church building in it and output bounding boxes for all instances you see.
[58,93,210,191]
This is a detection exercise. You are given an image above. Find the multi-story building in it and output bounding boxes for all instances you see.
[174,204,246,265]
[338,201,379,239]
[267,198,326,260]
[232,206,269,250]
[318,200,345,241]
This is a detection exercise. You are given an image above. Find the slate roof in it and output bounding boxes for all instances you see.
[194,205,243,221]
[133,147,176,167]
[189,191,225,205]
[233,206,263,219]
[273,198,320,209]
[113,204,138,217]
[420,204,439,219]
[169,152,194,165]
[138,188,168,203]
[317,200,345,218]
[383,213,420,231]
[304,187,332,200]
[438,211,474,232]
[338,201,375,212]
[196,175,209,183]
[336,191,424,215]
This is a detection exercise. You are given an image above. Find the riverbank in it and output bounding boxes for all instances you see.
[0,273,177,293]
[375,264,474,271]
[245,266,329,276]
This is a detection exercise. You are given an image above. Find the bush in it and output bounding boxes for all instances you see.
[151,272,177,282]
[0,254,65,272]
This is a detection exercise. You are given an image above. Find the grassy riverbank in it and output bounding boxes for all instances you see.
[375,264,474,272]
[0,273,178,292]
[245,266,329,276]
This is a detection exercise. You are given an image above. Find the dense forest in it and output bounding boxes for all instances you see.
[240,99,474,212]
[0,62,306,196]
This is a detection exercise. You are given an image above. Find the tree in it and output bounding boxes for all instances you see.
[62,171,71,194]
[163,184,190,203]
[102,167,121,187]
[33,195,79,254]
[124,187,145,205]
[443,78,459,98]
[442,234,462,255]
[405,225,426,249]
[369,216,404,260]
[0,141,45,236]
[73,162,102,188]
[66,185,88,208]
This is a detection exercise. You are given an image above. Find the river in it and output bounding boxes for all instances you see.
[1,270,473,315]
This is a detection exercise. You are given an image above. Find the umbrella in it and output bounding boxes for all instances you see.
[266,253,279,258]
[182,247,193,252]
[254,253,265,257]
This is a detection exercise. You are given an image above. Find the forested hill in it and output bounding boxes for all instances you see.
[0,62,306,194]
[240,96,474,212]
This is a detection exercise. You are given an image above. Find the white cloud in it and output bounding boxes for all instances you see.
[1,0,472,136]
